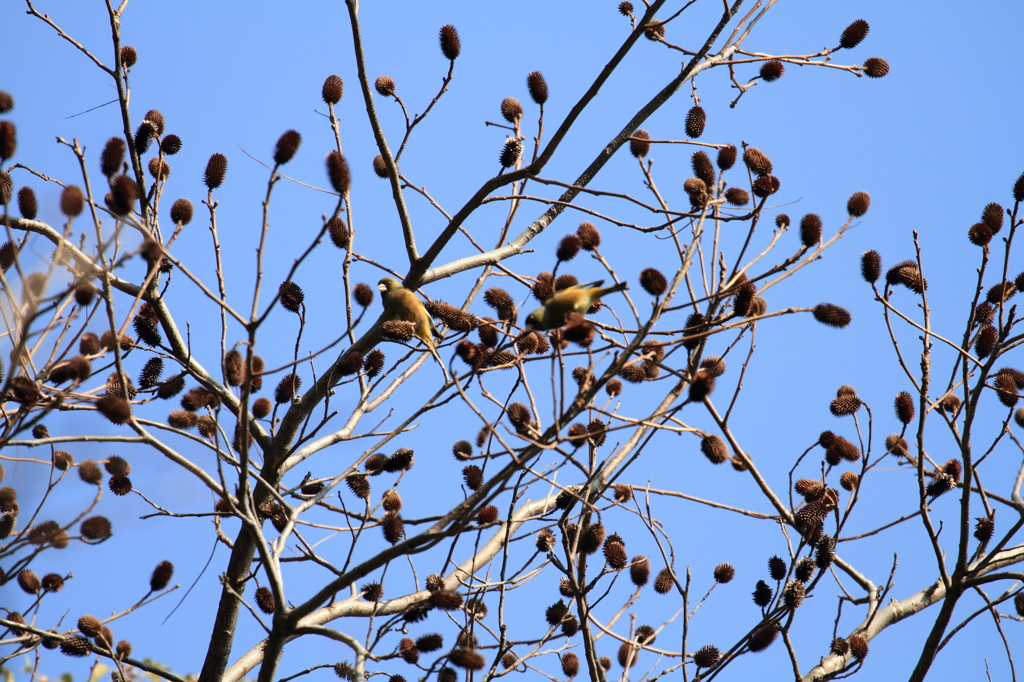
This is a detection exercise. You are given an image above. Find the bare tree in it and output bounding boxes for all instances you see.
[1,2,1022,682]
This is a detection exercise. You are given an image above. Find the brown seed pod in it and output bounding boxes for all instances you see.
[500,136,523,168]
[382,511,405,544]
[18,186,38,220]
[604,538,628,569]
[449,648,486,671]
[799,214,822,247]
[783,580,805,609]
[382,488,402,513]
[382,320,416,342]
[41,574,64,593]
[848,634,869,659]
[326,150,351,195]
[431,589,463,611]
[202,153,228,190]
[839,19,870,49]
[439,24,461,61]
[462,464,483,491]
[760,60,785,82]
[685,106,706,138]
[0,91,12,113]
[752,580,773,608]
[768,555,787,581]
[322,74,343,104]
[796,477,825,501]
[688,371,715,402]
[108,474,132,495]
[160,134,182,155]
[893,390,915,424]
[97,395,132,425]
[557,234,582,262]
[839,470,859,491]
[560,652,579,678]
[587,418,607,446]
[477,505,499,523]
[613,483,632,502]
[715,145,738,172]
[701,434,729,464]
[168,410,198,429]
[372,154,388,178]
[630,555,650,586]
[79,515,112,541]
[653,567,674,594]
[133,119,157,155]
[273,130,301,166]
[148,157,170,181]
[526,70,548,104]
[794,558,816,583]
[968,222,993,246]
[60,635,92,657]
[973,516,994,544]
[995,371,1019,407]
[693,644,720,669]
[630,129,651,158]
[108,175,138,216]
[536,528,556,552]
[743,147,773,177]
[579,523,605,554]
[644,21,665,40]
[858,250,882,283]
[725,187,750,206]
[415,632,442,653]
[975,324,997,359]
[385,447,415,473]
[776,213,791,228]
[863,57,889,78]
[78,460,103,484]
[692,150,716,189]
[60,185,85,218]
[150,560,174,591]
[713,563,735,583]
[500,97,523,123]
[982,203,1004,232]
[748,626,778,653]
[639,267,667,296]
[813,303,852,328]
[733,281,756,317]
[752,174,779,198]
[278,281,304,313]
[847,191,871,217]
[375,75,396,97]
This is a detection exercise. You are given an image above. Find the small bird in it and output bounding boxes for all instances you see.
[378,277,444,367]
[525,280,629,331]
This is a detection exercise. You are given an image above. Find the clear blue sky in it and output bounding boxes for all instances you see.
[3,2,1023,681]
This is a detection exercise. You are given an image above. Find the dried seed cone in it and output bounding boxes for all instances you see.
[863,57,889,78]
[748,626,778,652]
[449,648,485,671]
[80,515,112,540]
[109,175,138,215]
[604,539,628,569]
[975,324,997,359]
[500,97,523,123]
[0,91,12,113]
[800,214,822,246]
[439,24,461,60]
[848,634,869,659]
[274,130,302,165]
[840,470,859,491]
[630,556,650,586]
[148,157,170,180]
[839,19,870,49]
[693,644,720,669]
[322,75,343,104]
[382,511,405,543]
[462,464,483,490]
[847,191,871,217]
[794,558,816,582]
[108,474,132,495]
[752,580,772,607]
[725,187,749,206]
[968,222,993,246]
[692,150,716,189]
[580,523,605,554]
[743,147,773,177]
[150,560,174,591]
[813,304,852,328]
[688,371,715,401]
[500,136,523,168]
[701,434,729,464]
[61,635,92,657]
[561,652,579,678]
[717,144,737,170]
[60,185,85,217]
[167,198,193,226]
[527,71,548,104]
[18,186,38,219]
[326,150,351,194]
[279,280,304,312]
[161,134,182,155]
[375,76,396,96]
[576,221,601,251]
[255,586,275,614]
[204,153,228,189]
[640,267,667,296]
[860,250,881,283]
[630,129,651,158]
[653,567,674,594]
[783,580,805,608]
[760,60,785,82]
[97,395,132,425]
[893,390,914,424]
[685,106,706,138]
[768,555,787,581]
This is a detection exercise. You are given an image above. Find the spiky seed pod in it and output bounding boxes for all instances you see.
[399,637,419,663]
[976,203,1003,234]
[382,320,416,342]
[449,648,486,671]
[639,267,667,296]
[937,459,962,484]
[149,560,174,591]
[273,374,301,404]
[968,222,993,246]
[427,589,462,611]
[536,528,556,552]
[108,174,138,216]
[60,635,92,657]
[847,634,869,659]
[846,191,871,217]
[462,464,483,491]
[587,418,607,446]
[133,119,157,155]
[814,537,836,569]
[251,586,276,614]
[564,422,588,446]
[752,580,773,607]
[78,460,103,484]
[413,633,442,654]
[326,150,351,195]
[838,18,870,49]
[48,356,93,385]
[653,567,674,594]
[987,281,1017,305]
[725,187,750,206]
[78,614,103,638]
[368,154,389,179]
[995,371,1019,407]
[108,474,132,495]
[17,186,38,220]
[632,624,656,645]
[545,600,569,627]
[275,280,303,313]
[751,175,777,198]
[167,410,198,429]
[713,563,735,583]
[700,434,729,464]
[684,176,707,202]
[630,129,651,157]
[792,558,816,583]
[435,24,461,61]
[604,539,628,569]
[732,281,756,316]
[974,302,995,326]
[783,580,805,609]
[364,455,387,475]
[382,511,405,544]
[563,316,595,347]
[158,134,182,157]
[524,70,550,105]
[890,390,915,424]
[386,447,415,472]
[321,74,344,105]
[193,415,216,438]
[148,157,170,181]
[0,91,12,113]
[571,366,595,387]
[59,185,86,218]
[813,303,851,328]
[644,21,666,40]
[556,651,579,678]
[827,436,860,464]
[795,503,827,541]
[768,555,787,581]
[373,75,397,97]
[41,574,64,593]
[104,455,131,477]
[506,402,530,429]
[863,57,889,78]
[16,569,40,595]
[613,483,632,503]
[692,150,716,189]
[532,272,555,301]
[381,488,402,513]
[630,556,650,586]
[743,147,772,177]
[425,300,476,333]
[27,520,63,547]
[455,340,479,367]
[579,523,605,554]
[830,390,860,416]
[799,214,822,247]
[685,106,706,138]
[344,473,371,501]
[975,324,997,359]
[745,626,777,653]
[885,261,927,293]
[860,250,882,283]
[270,129,302,166]
[156,374,186,400]
[500,97,523,123]
[475,505,498,524]
[500,136,523,167]
[97,395,132,425]
[688,371,715,402]
[554,234,582,262]
[760,60,785,82]
[838,470,859,491]
[33,424,50,440]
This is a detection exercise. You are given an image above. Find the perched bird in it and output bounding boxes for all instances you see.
[525,280,629,331]
[378,277,444,367]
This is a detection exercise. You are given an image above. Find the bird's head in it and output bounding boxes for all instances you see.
[524,308,544,332]
[378,277,401,294]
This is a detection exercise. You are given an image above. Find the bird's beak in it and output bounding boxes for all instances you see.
[377,283,387,293]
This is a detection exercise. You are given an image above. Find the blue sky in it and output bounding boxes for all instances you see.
[3,1,1024,681]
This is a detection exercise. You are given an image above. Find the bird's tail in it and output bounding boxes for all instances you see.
[595,281,629,298]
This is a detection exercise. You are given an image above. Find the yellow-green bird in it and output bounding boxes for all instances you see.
[378,277,444,367]
[524,280,629,331]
